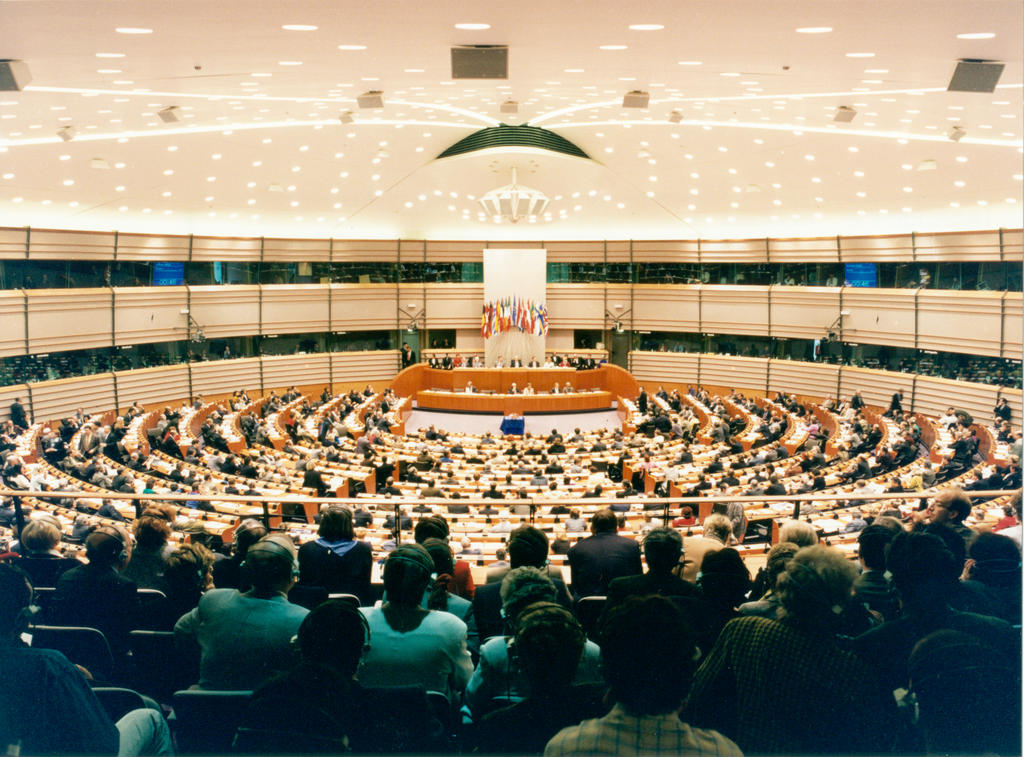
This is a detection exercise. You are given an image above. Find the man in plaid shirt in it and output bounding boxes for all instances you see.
[544,596,741,756]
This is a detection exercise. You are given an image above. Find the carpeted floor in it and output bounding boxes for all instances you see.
[403,408,622,437]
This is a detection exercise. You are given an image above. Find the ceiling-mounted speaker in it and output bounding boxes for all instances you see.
[158,106,181,123]
[0,59,31,91]
[622,90,649,108]
[357,90,384,108]
[947,59,1004,92]
[500,100,518,114]
[451,45,508,79]
[833,105,856,122]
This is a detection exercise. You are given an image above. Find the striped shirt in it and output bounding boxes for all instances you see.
[544,704,742,756]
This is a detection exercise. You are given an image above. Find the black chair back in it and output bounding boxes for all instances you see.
[30,624,114,682]
[172,689,253,755]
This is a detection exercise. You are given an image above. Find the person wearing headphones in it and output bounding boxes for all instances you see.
[357,544,473,700]
[51,524,138,665]
[239,599,446,753]
[465,567,603,721]
[471,602,605,755]
[210,518,267,591]
[0,564,174,756]
[174,533,309,690]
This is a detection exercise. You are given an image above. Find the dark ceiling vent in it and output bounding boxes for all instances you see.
[451,45,508,79]
[947,59,1004,93]
[436,124,590,160]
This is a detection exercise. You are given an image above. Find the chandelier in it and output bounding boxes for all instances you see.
[478,167,549,223]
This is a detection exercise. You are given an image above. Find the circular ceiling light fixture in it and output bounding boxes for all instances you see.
[478,167,549,223]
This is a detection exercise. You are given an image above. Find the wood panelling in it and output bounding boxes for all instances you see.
[332,239,398,262]
[424,284,485,329]
[114,364,190,409]
[262,353,331,390]
[331,351,399,383]
[425,240,483,262]
[262,238,332,262]
[699,238,768,264]
[632,240,701,263]
[767,360,840,401]
[113,286,189,346]
[1002,292,1022,360]
[28,229,115,260]
[545,241,605,263]
[917,290,1003,357]
[27,288,112,353]
[604,240,632,263]
[332,284,399,330]
[0,292,26,357]
[839,366,911,412]
[914,229,1004,262]
[188,285,261,340]
[261,284,330,334]
[841,288,917,349]
[0,384,29,424]
[190,236,262,262]
[31,373,115,421]
[629,351,700,386]
[770,287,842,340]
[700,355,769,392]
[114,232,190,262]
[191,358,261,397]
[839,233,914,262]
[545,284,606,330]
[0,227,28,260]
[1000,229,1023,259]
[633,286,700,332]
[702,286,770,337]
[769,237,839,263]
[915,375,997,426]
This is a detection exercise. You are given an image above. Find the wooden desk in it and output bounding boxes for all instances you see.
[416,390,613,414]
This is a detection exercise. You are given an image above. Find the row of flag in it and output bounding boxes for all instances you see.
[481,296,549,338]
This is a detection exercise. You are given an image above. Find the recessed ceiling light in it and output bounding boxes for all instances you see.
[957,32,995,39]
[796,27,833,33]
[845,52,875,58]
[282,24,318,31]
[97,69,122,74]
[337,45,367,51]
[455,22,490,30]
[278,60,303,66]
[629,24,664,31]
[115,27,152,34]
[720,72,741,77]
[600,44,628,50]
[564,68,584,73]
[95,52,125,58]
[677,60,702,66]
[404,68,425,73]
[864,69,889,74]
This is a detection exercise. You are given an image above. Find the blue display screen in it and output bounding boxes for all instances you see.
[844,263,877,288]
[153,261,185,286]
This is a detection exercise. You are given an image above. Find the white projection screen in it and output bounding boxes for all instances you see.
[483,248,547,367]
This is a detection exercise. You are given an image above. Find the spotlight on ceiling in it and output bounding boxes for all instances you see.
[622,90,649,109]
[668,110,683,123]
[157,106,182,123]
[57,126,77,142]
[338,110,354,124]
[833,105,856,123]
[948,125,967,142]
[357,90,384,108]
[0,59,31,91]
[500,99,518,115]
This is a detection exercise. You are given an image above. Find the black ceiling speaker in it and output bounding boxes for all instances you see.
[451,45,508,79]
[947,59,1004,93]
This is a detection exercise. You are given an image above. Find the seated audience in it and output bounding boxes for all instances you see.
[738,542,798,620]
[680,513,732,582]
[120,515,171,591]
[212,518,267,591]
[605,527,697,607]
[12,514,79,588]
[567,508,642,599]
[297,506,373,604]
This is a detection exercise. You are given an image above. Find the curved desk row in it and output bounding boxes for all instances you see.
[416,390,614,415]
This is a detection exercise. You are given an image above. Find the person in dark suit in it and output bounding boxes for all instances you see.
[472,526,572,642]
[606,528,698,608]
[567,509,643,600]
[302,464,329,497]
[9,397,28,431]
[297,507,373,604]
[636,387,648,415]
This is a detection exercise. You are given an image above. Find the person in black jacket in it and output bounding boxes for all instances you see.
[606,527,698,609]
[297,507,373,604]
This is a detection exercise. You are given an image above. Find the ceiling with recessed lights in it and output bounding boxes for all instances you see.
[0,0,1020,240]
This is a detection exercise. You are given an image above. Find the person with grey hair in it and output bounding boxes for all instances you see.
[13,514,79,588]
[680,513,732,582]
[465,567,603,720]
[777,518,819,548]
[738,542,799,619]
[685,545,896,755]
